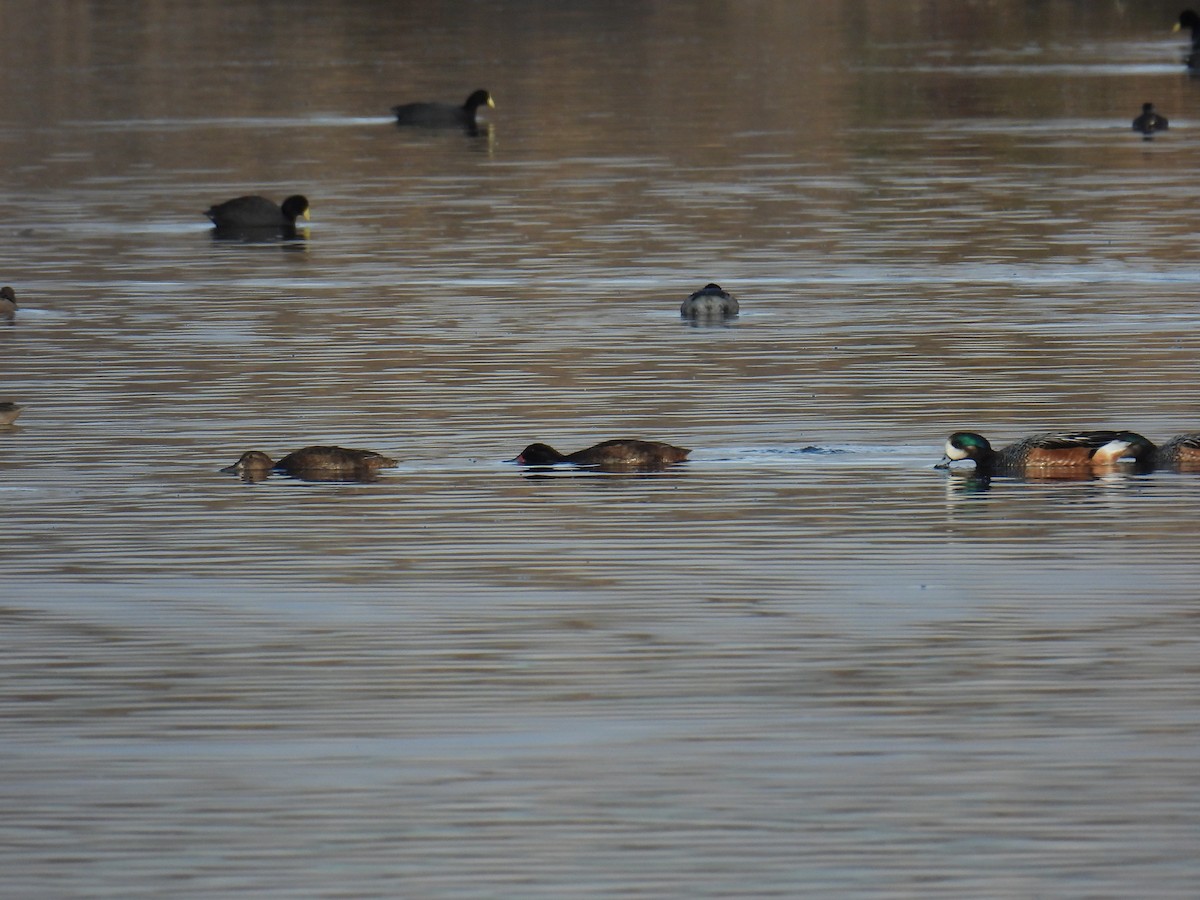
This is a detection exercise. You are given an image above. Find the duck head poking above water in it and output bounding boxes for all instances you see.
[1133,102,1169,135]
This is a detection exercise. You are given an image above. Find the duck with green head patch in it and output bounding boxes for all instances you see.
[936,431,1155,476]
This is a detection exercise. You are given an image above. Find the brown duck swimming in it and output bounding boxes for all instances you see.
[0,286,16,319]
[513,439,690,471]
[221,446,397,482]
[935,431,1155,476]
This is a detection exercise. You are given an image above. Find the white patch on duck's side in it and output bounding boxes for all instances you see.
[1092,438,1132,464]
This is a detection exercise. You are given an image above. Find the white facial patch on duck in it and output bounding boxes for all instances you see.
[942,439,970,461]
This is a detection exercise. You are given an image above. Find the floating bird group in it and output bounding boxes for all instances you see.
[10,13,1200,485]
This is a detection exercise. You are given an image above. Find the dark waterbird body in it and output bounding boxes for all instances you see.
[1133,103,1168,135]
[221,446,397,482]
[0,401,23,425]
[204,195,310,232]
[0,286,16,319]
[1175,10,1200,68]
[680,283,739,320]
[392,89,495,129]
[513,439,690,472]
[935,431,1155,476]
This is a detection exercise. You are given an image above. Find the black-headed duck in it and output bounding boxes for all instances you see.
[222,446,397,482]
[935,431,1155,476]
[205,195,310,231]
[1133,103,1168,135]
[392,89,495,129]
[0,401,23,425]
[513,439,690,471]
[680,283,739,320]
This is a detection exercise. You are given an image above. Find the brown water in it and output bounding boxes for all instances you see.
[2,1,1199,896]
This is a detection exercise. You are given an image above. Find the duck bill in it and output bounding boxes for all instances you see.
[487,97,496,109]
[933,456,953,469]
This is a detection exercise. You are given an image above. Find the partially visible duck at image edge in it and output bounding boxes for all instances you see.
[935,431,1155,476]
[0,402,23,425]
[680,283,739,320]
[0,286,16,319]
[1175,10,1200,68]
[221,446,397,481]
[1155,432,1200,470]
[513,439,690,471]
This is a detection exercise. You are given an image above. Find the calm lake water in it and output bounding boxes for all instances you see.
[2,1,1199,896]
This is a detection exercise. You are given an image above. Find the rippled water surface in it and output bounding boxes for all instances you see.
[3,1,1199,896]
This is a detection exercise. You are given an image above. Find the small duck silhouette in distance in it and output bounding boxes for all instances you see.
[680,283,739,320]
[392,89,495,129]
[204,195,310,237]
[0,401,23,425]
[221,446,397,482]
[1175,10,1200,68]
[513,439,690,472]
[935,431,1155,477]
[0,286,16,319]
[1132,102,1168,136]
